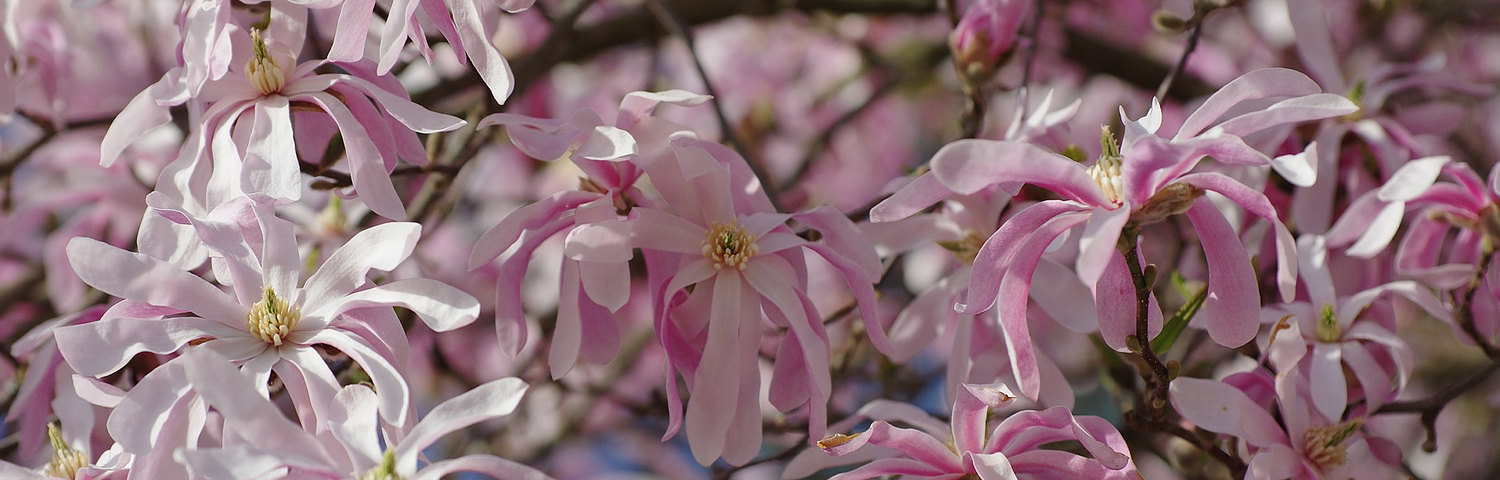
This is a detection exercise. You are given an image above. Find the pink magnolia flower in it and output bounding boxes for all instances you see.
[170,348,547,480]
[606,132,885,465]
[468,90,707,368]
[325,0,533,103]
[1173,373,1403,479]
[872,68,1354,399]
[816,382,1134,479]
[102,10,465,220]
[1262,235,1450,420]
[56,197,479,432]
[0,423,132,480]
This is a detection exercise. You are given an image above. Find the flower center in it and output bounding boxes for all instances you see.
[246,29,285,96]
[702,221,758,270]
[248,286,300,346]
[1316,304,1341,343]
[44,424,87,480]
[1088,126,1124,206]
[359,450,401,480]
[1301,419,1362,471]
[937,229,987,265]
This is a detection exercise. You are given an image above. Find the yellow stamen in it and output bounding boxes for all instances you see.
[702,221,758,270]
[44,424,87,480]
[246,29,286,95]
[247,286,301,346]
[816,432,862,449]
[1302,419,1363,470]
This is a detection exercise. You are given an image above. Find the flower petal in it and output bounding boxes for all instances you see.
[303,222,421,312]
[66,238,242,322]
[930,139,1109,206]
[1186,199,1262,348]
[393,377,529,475]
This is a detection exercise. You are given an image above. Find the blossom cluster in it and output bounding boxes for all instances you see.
[0,0,1497,479]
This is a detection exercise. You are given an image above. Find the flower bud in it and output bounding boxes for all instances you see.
[949,0,1028,84]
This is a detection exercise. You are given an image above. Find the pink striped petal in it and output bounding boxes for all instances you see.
[930,139,1109,206]
[1186,200,1262,348]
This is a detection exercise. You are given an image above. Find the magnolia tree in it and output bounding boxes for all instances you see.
[0,0,1498,478]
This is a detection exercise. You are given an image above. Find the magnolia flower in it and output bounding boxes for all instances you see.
[816,382,1134,479]
[325,0,533,103]
[872,68,1355,399]
[602,132,884,465]
[0,423,131,480]
[170,348,547,480]
[1262,235,1450,420]
[1173,373,1402,479]
[56,197,479,431]
[102,12,465,219]
[468,90,708,367]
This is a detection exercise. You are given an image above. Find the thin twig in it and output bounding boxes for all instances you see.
[1156,13,1207,100]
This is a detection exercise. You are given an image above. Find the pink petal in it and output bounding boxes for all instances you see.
[1168,377,1289,448]
[315,278,479,333]
[300,91,407,220]
[869,172,955,223]
[962,201,1083,314]
[564,221,634,263]
[468,190,596,269]
[307,330,412,426]
[685,273,743,465]
[393,377,529,475]
[242,96,301,202]
[65,238,242,322]
[1207,94,1358,138]
[1377,155,1448,202]
[995,213,1090,399]
[615,90,711,129]
[630,207,706,254]
[55,316,239,377]
[447,0,514,103]
[1285,1,1346,90]
[970,452,1018,480]
[930,139,1110,206]
[1175,68,1323,140]
[1186,200,1262,348]
[1178,172,1297,301]
[331,74,466,133]
[100,76,174,167]
[303,222,421,312]
[409,454,552,480]
[1076,207,1128,293]
[327,0,376,62]
[179,349,333,466]
[1309,342,1347,420]
[1094,251,1139,352]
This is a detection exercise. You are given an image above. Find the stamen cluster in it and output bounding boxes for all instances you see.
[246,29,285,96]
[44,424,86,480]
[248,286,301,346]
[1301,420,1362,470]
[703,221,758,270]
